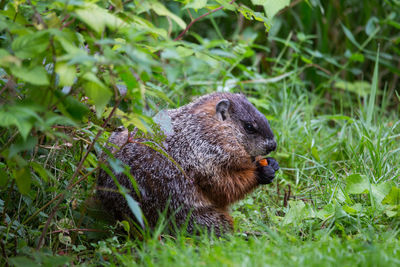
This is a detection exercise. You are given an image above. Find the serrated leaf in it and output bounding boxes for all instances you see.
[346,174,369,194]
[10,65,49,86]
[12,31,50,59]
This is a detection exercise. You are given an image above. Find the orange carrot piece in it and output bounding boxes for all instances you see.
[259,158,268,166]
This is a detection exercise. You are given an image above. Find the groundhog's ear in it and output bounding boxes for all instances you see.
[216,99,230,121]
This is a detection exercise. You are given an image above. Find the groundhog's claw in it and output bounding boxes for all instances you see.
[256,157,279,184]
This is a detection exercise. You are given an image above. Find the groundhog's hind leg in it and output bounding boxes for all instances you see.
[183,206,233,236]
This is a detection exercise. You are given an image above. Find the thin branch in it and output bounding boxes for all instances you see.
[0,240,8,267]
[36,97,123,250]
[305,63,332,75]
[174,0,236,41]
[26,0,47,29]
[49,228,107,235]
[60,17,76,30]
[277,0,304,17]
[0,131,19,154]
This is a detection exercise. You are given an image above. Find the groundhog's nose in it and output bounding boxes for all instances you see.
[265,139,277,154]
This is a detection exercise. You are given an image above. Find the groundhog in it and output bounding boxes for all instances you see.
[97,92,279,235]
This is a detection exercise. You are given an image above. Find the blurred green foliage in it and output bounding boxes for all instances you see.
[0,0,399,265]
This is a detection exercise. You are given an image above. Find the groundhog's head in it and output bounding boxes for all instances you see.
[215,93,277,158]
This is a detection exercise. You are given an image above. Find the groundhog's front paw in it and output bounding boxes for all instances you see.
[256,157,279,184]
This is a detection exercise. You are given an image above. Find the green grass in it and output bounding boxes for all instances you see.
[74,84,400,266]
[97,231,400,266]
[109,86,398,266]
[11,83,400,266]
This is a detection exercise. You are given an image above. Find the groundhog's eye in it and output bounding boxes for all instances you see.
[244,122,256,134]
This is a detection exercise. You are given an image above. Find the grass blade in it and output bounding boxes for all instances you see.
[366,46,380,126]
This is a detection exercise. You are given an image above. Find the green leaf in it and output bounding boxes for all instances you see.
[30,161,49,183]
[84,82,112,117]
[124,194,144,228]
[343,203,362,215]
[11,31,50,59]
[57,94,89,121]
[10,65,49,86]
[14,166,31,195]
[322,115,354,123]
[110,0,123,11]
[0,165,9,187]
[262,0,290,19]
[58,233,72,245]
[382,187,400,205]
[371,182,392,205]
[83,73,112,117]
[185,0,207,9]
[334,80,371,97]
[9,256,39,267]
[55,62,76,86]
[0,105,41,140]
[176,46,194,57]
[8,136,38,158]
[150,2,186,29]
[75,4,126,33]
[311,146,320,161]
[346,174,369,194]
[341,24,361,49]
[365,17,379,36]
[0,48,20,67]
[349,53,365,63]
[119,220,131,233]
[316,203,335,220]
[283,200,315,225]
